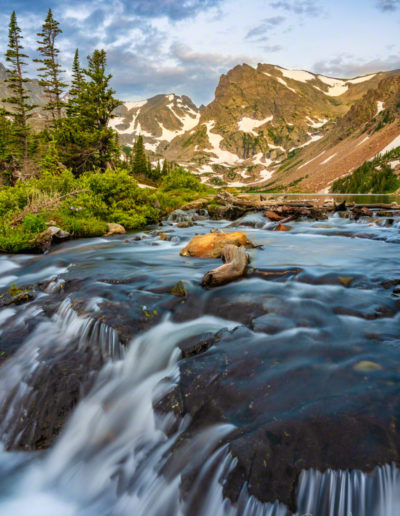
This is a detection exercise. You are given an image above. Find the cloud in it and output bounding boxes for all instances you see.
[119,0,224,20]
[312,54,400,78]
[270,0,322,16]
[8,0,224,21]
[376,0,400,11]
[245,16,286,40]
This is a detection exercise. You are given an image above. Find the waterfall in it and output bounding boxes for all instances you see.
[0,298,123,450]
[0,310,400,515]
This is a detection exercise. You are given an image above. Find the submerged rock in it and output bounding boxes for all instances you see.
[275,223,291,232]
[171,280,187,297]
[264,211,284,221]
[180,231,255,258]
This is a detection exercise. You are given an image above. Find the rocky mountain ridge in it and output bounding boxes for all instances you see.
[111,63,400,191]
[1,60,400,192]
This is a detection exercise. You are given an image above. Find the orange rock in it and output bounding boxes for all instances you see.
[180,232,255,258]
[264,211,284,221]
[275,223,291,232]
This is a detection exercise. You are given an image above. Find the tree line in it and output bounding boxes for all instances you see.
[1,9,168,185]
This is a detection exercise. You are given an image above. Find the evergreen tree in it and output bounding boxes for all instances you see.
[56,49,121,173]
[3,11,35,172]
[155,160,161,177]
[162,159,169,175]
[66,49,84,117]
[132,135,148,176]
[35,8,67,121]
[0,108,18,183]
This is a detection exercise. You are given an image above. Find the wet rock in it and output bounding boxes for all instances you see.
[168,209,193,223]
[377,211,396,217]
[104,223,126,236]
[274,223,291,232]
[353,361,383,373]
[229,212,266,229]
[180,232,255,259]
[177,221,194,228]
[207,203,245,220]
[32,226,70,253]
[159,323,400,512]
[158,232,172,241]
[334,200,346,212]
[0,285,36,307]
[264,211,284,221]
[181,197,215,211]
[171,280,187,297]
[351,206,373,219]
[338,276,353,287]
[178,332,217,358]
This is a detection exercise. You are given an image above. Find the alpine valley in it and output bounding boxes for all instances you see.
[2,61,400,192]
[109,63,400,192]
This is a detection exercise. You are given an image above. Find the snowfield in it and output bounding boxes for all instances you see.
[238,115,273,135]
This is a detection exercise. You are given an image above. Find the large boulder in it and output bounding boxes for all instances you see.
[32,226,70,253]
[104,223,126,236]
[180,231,255,258]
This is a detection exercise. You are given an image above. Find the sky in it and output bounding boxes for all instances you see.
[1,0,400,105]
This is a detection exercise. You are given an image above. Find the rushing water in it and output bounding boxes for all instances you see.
[0,209,400,515]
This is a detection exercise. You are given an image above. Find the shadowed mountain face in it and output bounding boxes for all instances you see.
[1,61,400,192]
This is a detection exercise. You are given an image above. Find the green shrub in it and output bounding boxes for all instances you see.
[0,224,34,253]
[22,214,46,233]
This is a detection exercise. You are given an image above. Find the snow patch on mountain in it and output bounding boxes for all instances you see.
[262,72,297,93]
[298,150,326,170]
[238,115,273,135]
[347,74,376,85]
[320,153,337,165]
[357,135,370,146]
[306,116,328,129]
[125,100,147,110]
[317,76,348,96]
[276,66,315,83]
[205,121,241,165]
[376,101,385,116]
[377,134,400,156]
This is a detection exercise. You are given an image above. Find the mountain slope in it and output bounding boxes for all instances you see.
[110,94,200,153]
[162,64,397,187]
[265,74,400,192]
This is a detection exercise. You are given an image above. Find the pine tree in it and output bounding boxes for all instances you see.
[132,135,148,176]
[66,49,84,117]
[3,11,35,172]
[56,49,121,173]
[162,159,169,175]
[35,8,67,121]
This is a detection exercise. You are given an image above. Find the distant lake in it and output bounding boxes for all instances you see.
[251,193,400,204]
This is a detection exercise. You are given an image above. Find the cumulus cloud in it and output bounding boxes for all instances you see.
[376,0,400,11]
[312,54,400,78]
